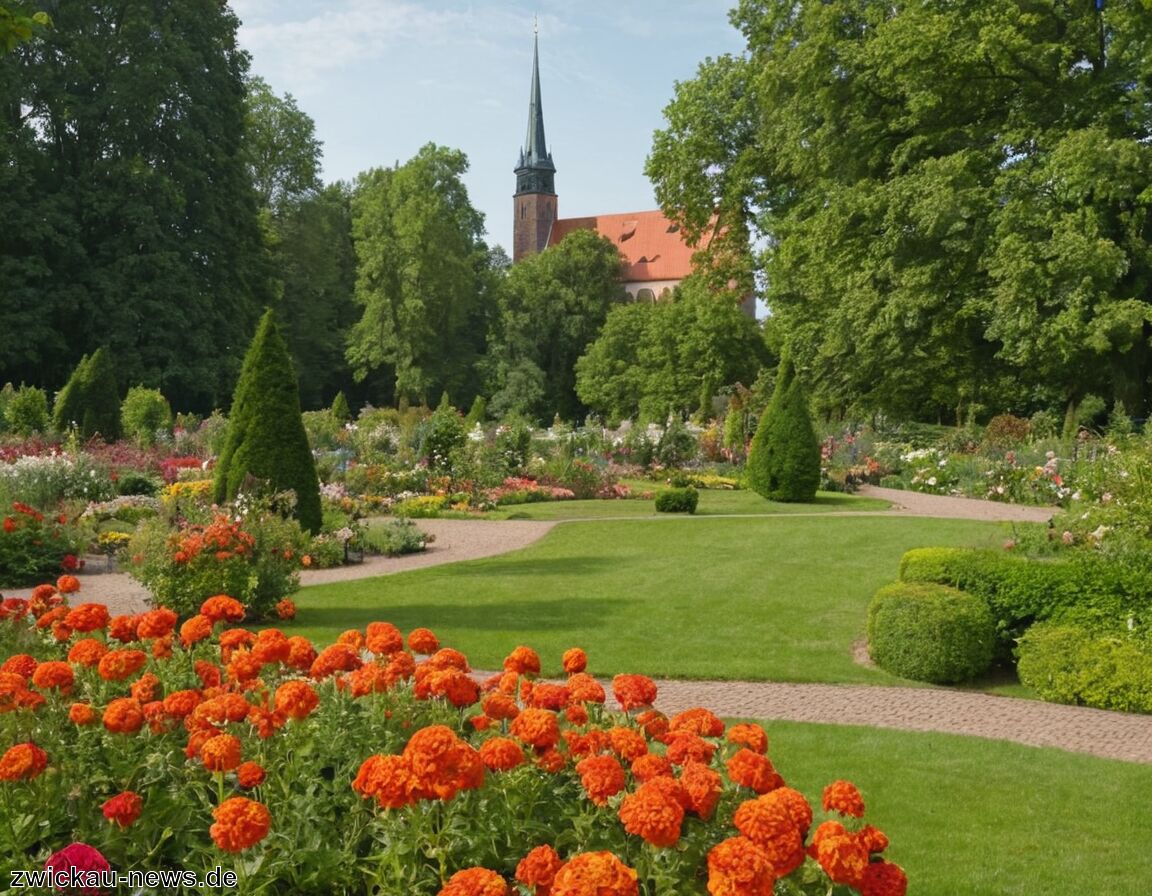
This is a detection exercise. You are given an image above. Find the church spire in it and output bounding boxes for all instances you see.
[515,29,555,195]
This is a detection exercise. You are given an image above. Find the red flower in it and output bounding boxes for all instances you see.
[102,791,143,827]
[611,674,657,712]
[44,843,110,896]
[210,797,271,852]
[822,779,865,818]
[56,574,81,594]
[236,761,266,788]
[0,742,48,780]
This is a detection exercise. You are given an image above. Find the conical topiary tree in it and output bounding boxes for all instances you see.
[52,348,121,440]
[213,310,322,533]
[745,355,821,502]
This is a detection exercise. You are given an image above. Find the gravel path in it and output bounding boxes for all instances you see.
[7,491,1148,764]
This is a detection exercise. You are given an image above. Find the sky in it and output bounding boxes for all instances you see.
[229,1,747,254]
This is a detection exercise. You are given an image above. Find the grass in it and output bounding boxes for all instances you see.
[287,515,1019,681]
[484,488,892,520]
[766,720,1152,895]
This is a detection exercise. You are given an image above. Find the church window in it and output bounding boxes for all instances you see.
[637,288,656,302]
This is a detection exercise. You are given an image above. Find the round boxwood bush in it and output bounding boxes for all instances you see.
[867,582,997,683]
[655,486,699,514]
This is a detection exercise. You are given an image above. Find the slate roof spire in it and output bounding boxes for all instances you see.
[515,28,555,195]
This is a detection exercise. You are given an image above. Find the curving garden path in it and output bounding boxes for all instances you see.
[10,490,1151,764]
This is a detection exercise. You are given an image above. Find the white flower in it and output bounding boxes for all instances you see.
[927,476,938,486]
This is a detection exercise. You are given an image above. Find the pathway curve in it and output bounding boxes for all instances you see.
[8,491,1149,764]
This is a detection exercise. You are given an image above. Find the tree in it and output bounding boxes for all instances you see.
[0,4,48,54]
[213,310,322,534]
[121,386,172,447]
[647,1,1152,422]
[52,347,121,441]
[0,2,273,411]
[745,356,821,503]
[243,75,323,213]
[575,277,769,422]
[347,145,492,407]
[490,228,626,422]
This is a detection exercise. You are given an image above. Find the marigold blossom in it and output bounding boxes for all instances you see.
[0,741,48,780]
[101,791,143,827]
[515,844,564,893]
[63,602,109,632]
[726,723,769,754]
[407,627,439,654]
[727,748,782,794]
[575,754,626,806]
[353,753,414,809]
[561,647,587,674]
[479,737,525,772]
[102,698,144,734]
[680,761,723,819]
[201,733,243,773]
[210,796,271,852]
[510,708,561,751]
[200,595,245,624]
[503,645,541,676]
[274,680,320,720]
[550,851,638,896]
[618,778,686,847]
[611,674,657,712]
[236,761,266,788]
[31,660,74,694]
[97,649,148,682]
[437,866,510,896]
[69,702,97,726]
[706,836,776,896]
[859,860,908,896]
[822,779,866,818]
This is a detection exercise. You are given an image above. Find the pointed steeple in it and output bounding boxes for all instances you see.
[515,30,555,196]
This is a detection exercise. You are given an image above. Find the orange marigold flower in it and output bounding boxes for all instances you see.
[706,836,776,896]
[102,698,145,734]
[56,574,81,595]
[734,795,796,848]
[631,753,674,783]
[822,779,866,818]
[438,867,510,896]
[353,753,414,809]
[665,733,715,766]
[479,737,525,772]
[102,791,143,828]
[35,606,68,630]
[407,627,439,654]
[607,727,647,763]
[129,672,161,704]
[69,702,97,726]
[347,662,392,698]
[200,595,245,624]
[250,628,291,665]
[427,647,470,672]
[273,680,320,720]
[510,708,561,751]
[108,614,140,643]
[247,705,284,740]
[503,645,541,676]
[562,647,587,674]
[226,650,264,684]
[811,825,869,888]
[575,754,626,806]
[151,635,174,659]
[727,748,782,794]
[535,748,566,774]
[179,615,214,647]
[669,707,724,738]
[634,709,668,740]
[565,704,589,726]
[97,649,148,682]
[564,729,609,759]
[162,689,202,719]
[218,628,256,662]
[236,761,266,788]
[516,844,563,894]
[680,761,723,820]
[403,725,485,802]
[481,691,520,721]
[0,597,29,619]
[210,796,271,852]
[770,787,813,835]
[310,643,362,679]
[201,733,243,773]
[611,674,657,712]
[857,824,890,855]
[51,621,72,642]
[859,860,908,896]
[189,693,251,729]
[0,742,48,780]
[136,607,178,640]
[726,723,769,754]
[414,667,481,708]
[528,682,569,711]
[365,621,404,655]
[551,851,638,896]
[31,660,74,694]
[63,602,109,633]
[275,598,296,620]
[0,654,36,679]
[194,660,223,689]
[337,628,365,651]
[618,777,686,847]
[285,636,317,671]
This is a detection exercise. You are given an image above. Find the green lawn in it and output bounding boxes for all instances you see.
[288,515,1016,681]
[484,488,892,520]
[768,720,1151,896]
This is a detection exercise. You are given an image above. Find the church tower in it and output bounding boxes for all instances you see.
[512,30,557,262]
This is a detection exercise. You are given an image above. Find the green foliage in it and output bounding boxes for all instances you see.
[464,395,487,426]
[0,501,82,586]
[0,4,49,54]
[330,390,352,424]
[213,310,322,533]
[4,384,48,436]
[745,357,821,502]
[419,396,467,472]
[0,452,115,509]
[1017,623,1152,714]
[347,145,492,407]
[363,518,429,556]
[120,385,171,447]
[655,486,699,514]
[867,582,997,684]
[243,75,322,212]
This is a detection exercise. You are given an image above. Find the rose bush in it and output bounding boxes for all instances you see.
[0,581,907,895]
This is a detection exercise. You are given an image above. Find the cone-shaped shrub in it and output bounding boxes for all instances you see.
[214,310,322,533]
[745,356,820,502]
[52,348,121,440]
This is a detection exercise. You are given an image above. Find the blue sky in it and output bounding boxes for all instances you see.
[229,1,746,253]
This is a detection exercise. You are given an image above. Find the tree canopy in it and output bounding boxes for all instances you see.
[648,1,1152,424]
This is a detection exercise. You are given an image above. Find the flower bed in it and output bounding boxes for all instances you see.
[0,582,907,895]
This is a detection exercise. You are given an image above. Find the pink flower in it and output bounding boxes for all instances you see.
[44,842,111,895]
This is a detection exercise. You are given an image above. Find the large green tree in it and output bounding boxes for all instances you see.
[243,75,323,213]
[576,277,769,422]
[490,228,626,422]
[648,1,1152,423]
[347,144,492,407]
[0,1,273,411]
[0,3,48,53]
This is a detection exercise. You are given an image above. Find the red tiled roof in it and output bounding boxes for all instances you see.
[549,210,711,283]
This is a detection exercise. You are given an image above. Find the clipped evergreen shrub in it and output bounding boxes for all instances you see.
[745,356,820,502]
[867,581,997,684]
[1017,623,1152,714]
[655,486,699,514]
[5,385,49,436]
[330,391,352,424]
[121,385,172,447]
[213,310,322,533]
[53,348,121,440]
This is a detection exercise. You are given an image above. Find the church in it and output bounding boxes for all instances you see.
[511,34,712,303]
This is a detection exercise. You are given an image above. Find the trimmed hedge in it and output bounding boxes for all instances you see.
[745,356,821,503]
[867,582,997,684]
[655,487,699,514]
[1017,623,1152,714]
